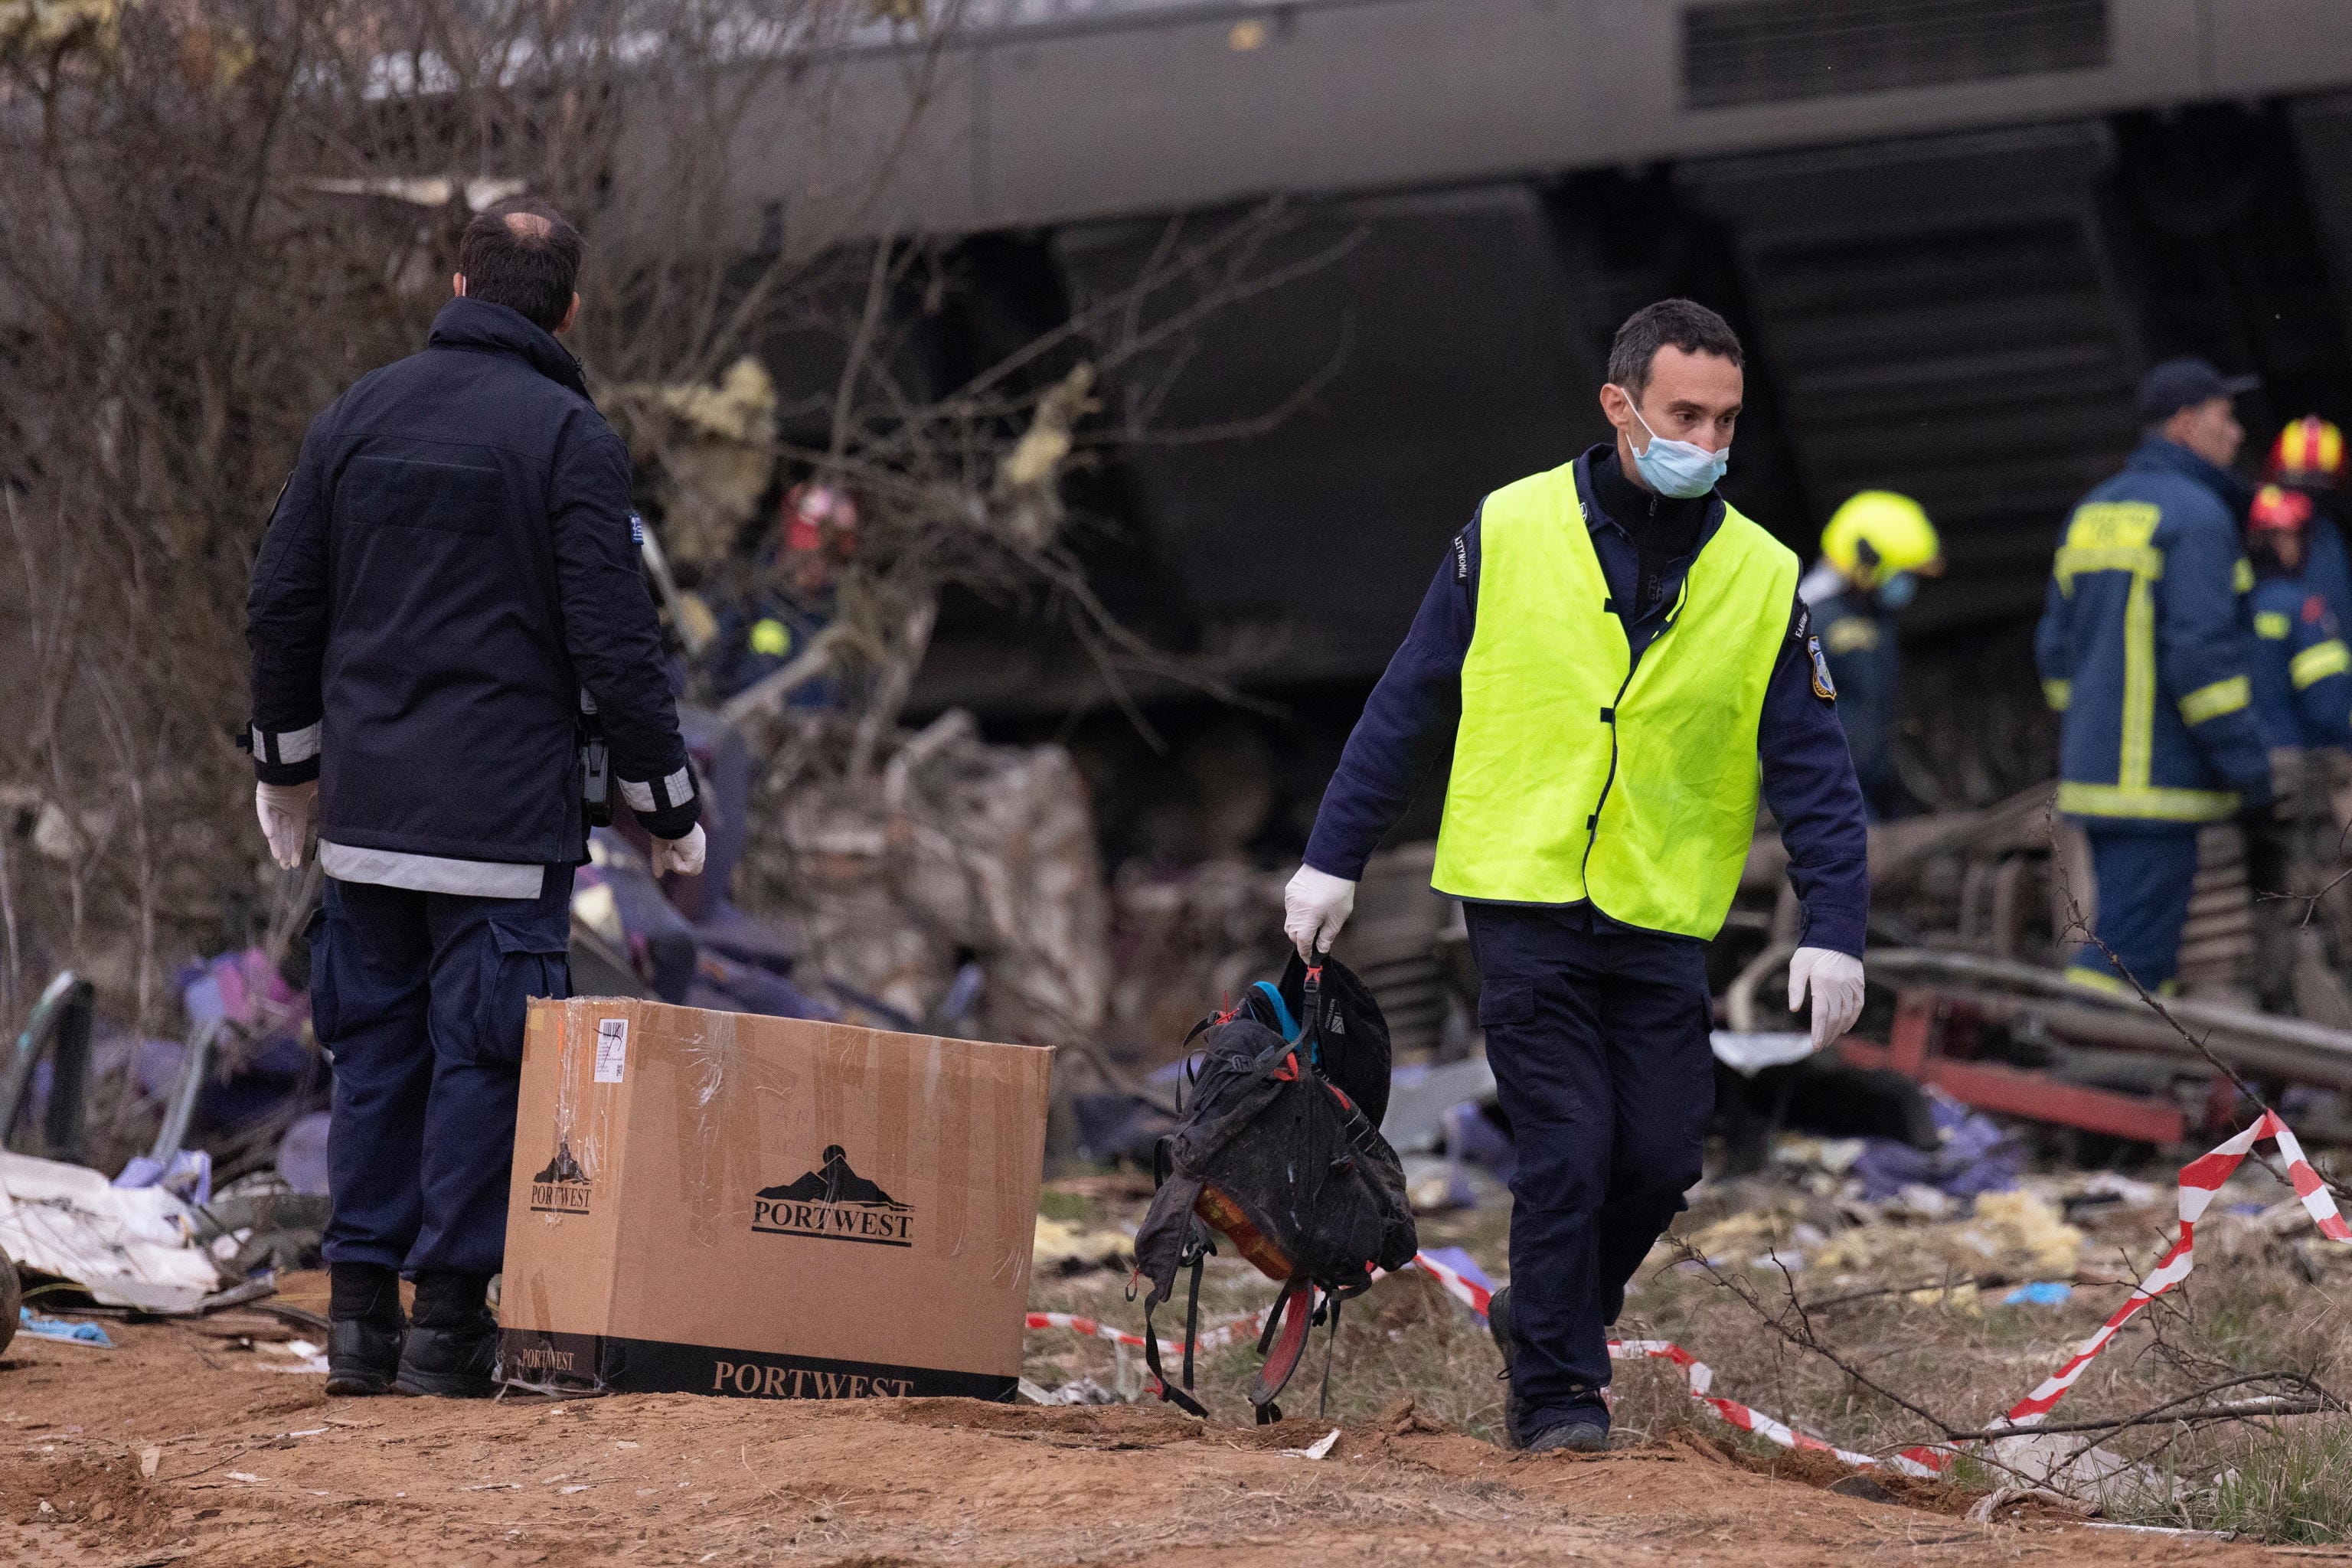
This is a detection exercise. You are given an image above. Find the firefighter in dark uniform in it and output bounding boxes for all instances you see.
[2034,358,2272,996]
[1798,491,1942,820]
[1282,300,1869,1452]
[247,204,704,1396]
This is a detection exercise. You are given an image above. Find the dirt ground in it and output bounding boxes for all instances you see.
[1,1310,2319,1568]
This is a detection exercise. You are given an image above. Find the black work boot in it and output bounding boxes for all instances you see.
[325,1263,406,1397]
[1526,1416,1610,1454]
[394,1270,498,1398]
[1487,1285,1524,1447]
[1488,1285,1612,1452]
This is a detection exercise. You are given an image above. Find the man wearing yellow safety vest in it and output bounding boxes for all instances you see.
[1283,300,1870,1452]
[2034,357,2274,995]
[1798,492,1943,820]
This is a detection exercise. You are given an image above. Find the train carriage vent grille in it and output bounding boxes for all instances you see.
[1682,0,2110,109]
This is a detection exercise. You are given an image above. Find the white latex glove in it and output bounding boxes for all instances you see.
[649,822,707,877]
[254,780,317,871]
[1283,864,1357,959]
[1787,946,1865,1052]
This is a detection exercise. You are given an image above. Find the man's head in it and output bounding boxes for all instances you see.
[452,201,584,335]
[2249,483,2313,575]
[2138,356,2256,470]
[1599,299,1744,495]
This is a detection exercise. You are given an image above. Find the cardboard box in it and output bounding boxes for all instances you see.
[498,997,1051,1403]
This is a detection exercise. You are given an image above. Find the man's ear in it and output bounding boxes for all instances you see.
[452,273,467,298]
[1598,383,1632,433]
[557,292,580,335]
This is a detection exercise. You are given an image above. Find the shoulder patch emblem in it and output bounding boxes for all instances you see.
[1808,635,1837,703]
[1788,601,1812,645]
[629,511,646,547]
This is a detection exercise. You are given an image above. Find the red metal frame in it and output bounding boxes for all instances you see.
[1832,991,2187,1145]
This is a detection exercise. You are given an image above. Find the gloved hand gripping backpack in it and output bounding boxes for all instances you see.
[1129,953,1419,1423]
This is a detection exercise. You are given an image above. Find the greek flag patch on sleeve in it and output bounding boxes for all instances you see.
[1808,635,1837,702]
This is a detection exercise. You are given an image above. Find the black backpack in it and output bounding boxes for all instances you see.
[1129,955,1419,1423]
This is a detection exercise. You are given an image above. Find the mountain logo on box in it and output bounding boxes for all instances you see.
[529,1140,593,1214]
[751,1145,913,1247]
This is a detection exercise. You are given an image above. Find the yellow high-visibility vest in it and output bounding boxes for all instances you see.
[1430,462,1798,939]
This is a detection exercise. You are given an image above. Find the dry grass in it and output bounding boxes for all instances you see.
[1024,1167,2352,1542]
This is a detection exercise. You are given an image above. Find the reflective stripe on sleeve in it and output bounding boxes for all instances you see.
[2234,557,2256,594]
[2292,639,2351,690]
[2042,678,2070,712]
[252,721,322,766]
[2256,611,2292,640]
[2178,675,2251,724]
[617,766,696,816]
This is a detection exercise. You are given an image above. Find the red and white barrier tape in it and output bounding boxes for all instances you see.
[1607,1338,1939,1475]
[1027,1113,2347,1473]
[1984,1108,2347,1433]
[1405,1250,1936,1474]
[1024,1308,1262,1359]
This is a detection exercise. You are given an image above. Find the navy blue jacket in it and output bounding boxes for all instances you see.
[247,299,697,868]
[1802,573,1904,822]
[2034,436,2270,825]
[2303,509,2352,642]
[2248,572,2352,749]
[1304,446,1871,958]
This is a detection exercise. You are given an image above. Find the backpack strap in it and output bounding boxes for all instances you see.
[1249,1278,1317,1424]
[1142,1248,1210,1419]
[1250,980,1300,1043]
[1299,962,1325,1069]
[1318,1293,1343,1417]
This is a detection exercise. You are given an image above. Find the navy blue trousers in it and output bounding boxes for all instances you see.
[1465,903,1713,1437]
[313,868,573,1277]
[2066,825,2202,993]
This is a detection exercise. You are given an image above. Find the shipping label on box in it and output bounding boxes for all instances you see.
[499,998,1052,1402]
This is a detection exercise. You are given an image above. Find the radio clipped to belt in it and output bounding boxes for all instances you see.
[578,688,612,827]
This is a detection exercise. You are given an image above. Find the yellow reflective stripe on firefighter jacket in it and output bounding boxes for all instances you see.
[1430,463,1798,939]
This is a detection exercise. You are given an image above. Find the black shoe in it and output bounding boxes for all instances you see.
[325,1316,405,1397]
[1526,1417,1610,1454]
[394,1313,499,1398]
[1487,1285,1524,1447]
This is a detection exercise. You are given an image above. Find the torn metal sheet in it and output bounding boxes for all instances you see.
[0,1150,224,1313]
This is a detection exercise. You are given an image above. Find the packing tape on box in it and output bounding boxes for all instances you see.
[1027,1114,2346,1471]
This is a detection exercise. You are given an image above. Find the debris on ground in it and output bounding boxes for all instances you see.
[0,1149,222,1312]
[15,1307,113,1348]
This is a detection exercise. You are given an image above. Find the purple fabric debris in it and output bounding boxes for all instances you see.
[1852,1089,2020,1201]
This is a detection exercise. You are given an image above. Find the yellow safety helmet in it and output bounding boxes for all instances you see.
[2269,416,2345,488]
[1821,490,1942,587]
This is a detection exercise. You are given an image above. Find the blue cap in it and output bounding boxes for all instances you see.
[2137,356,2259,421]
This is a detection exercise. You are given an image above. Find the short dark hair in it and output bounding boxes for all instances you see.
[1607,299,1743,400]
[456,201,583,333]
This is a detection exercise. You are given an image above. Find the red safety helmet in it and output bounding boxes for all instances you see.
[2268,416,2346,488]
[2249,483,2316,534]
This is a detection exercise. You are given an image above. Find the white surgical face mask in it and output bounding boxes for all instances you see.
[1625,399,1730,499]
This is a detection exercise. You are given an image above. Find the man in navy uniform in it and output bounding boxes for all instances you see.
[1282,300,1869,1451]
[247,203,704,1396]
